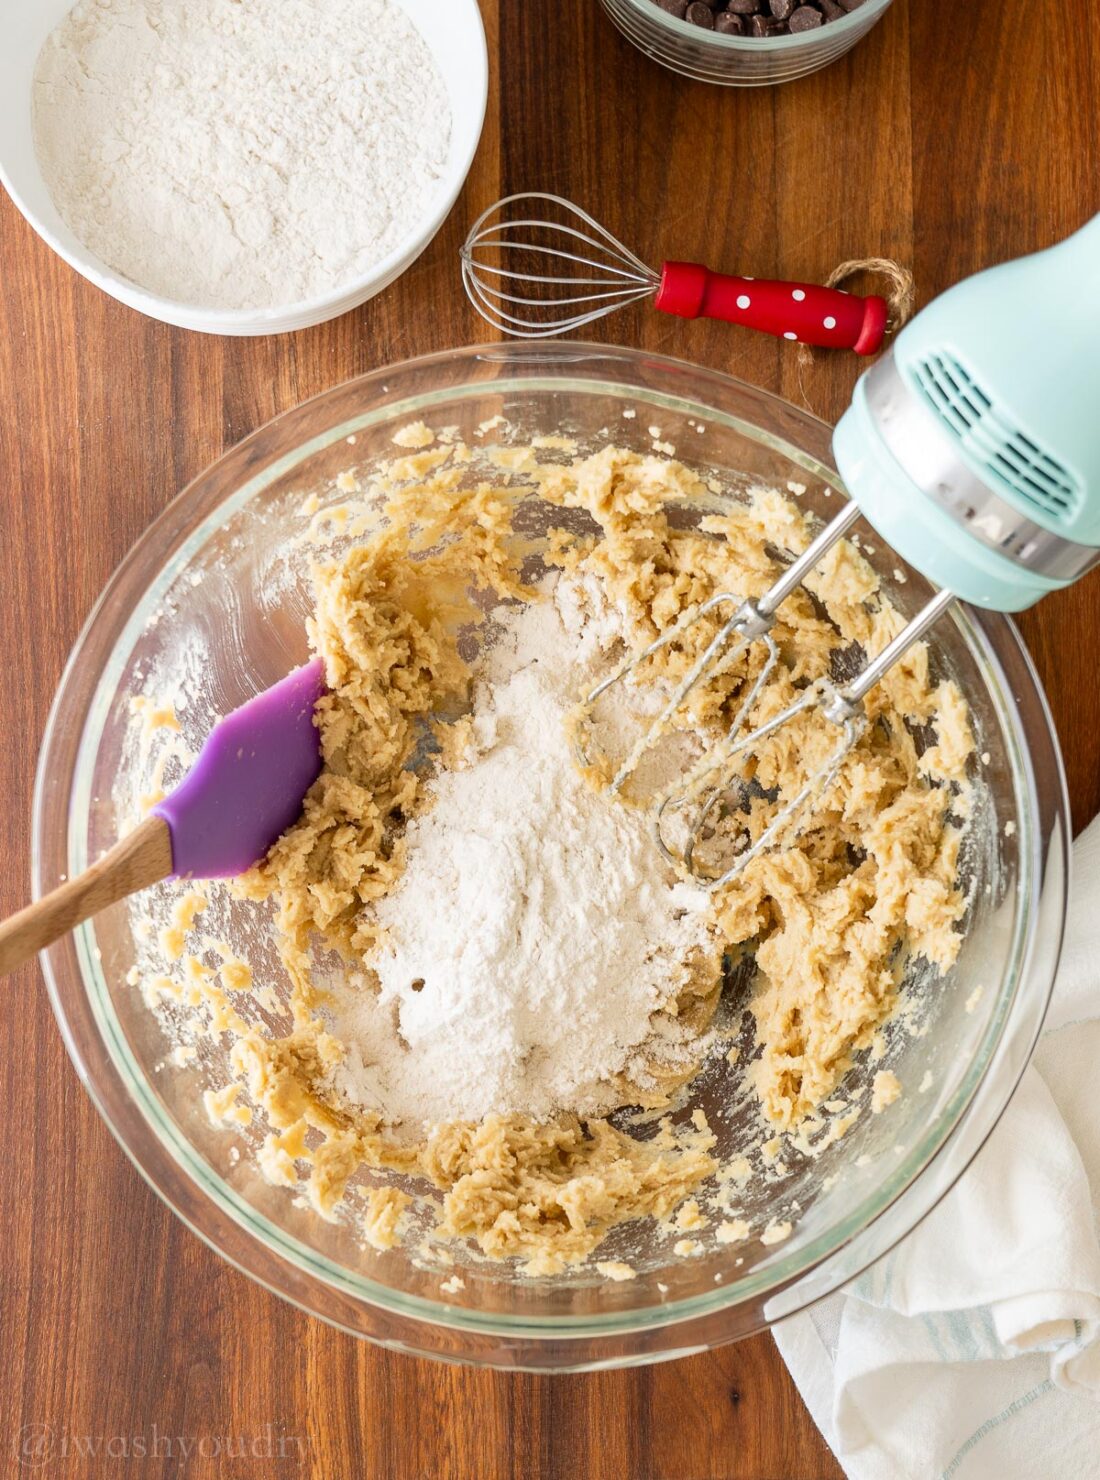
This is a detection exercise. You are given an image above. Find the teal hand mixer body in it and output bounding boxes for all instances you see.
[580,216,1100,888]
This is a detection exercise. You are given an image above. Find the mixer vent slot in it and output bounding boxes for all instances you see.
[913,351,1083,523]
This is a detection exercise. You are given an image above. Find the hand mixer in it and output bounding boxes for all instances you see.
[577,215,1100,890]
[461,192,890,353]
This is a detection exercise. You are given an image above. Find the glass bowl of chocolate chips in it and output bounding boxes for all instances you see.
[599,0,895,85]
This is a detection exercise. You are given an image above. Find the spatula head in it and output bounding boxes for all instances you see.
[153,659,325,879]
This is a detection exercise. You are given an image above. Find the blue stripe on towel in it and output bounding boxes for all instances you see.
[921,1312,952,1364]
[940,1379,1056,1479]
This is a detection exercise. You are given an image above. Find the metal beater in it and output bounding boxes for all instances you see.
[576,215,1100,889]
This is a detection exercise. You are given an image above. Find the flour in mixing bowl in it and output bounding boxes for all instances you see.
[33,0,452,309]
[132,437,973,1270]
[325,589,720,1128]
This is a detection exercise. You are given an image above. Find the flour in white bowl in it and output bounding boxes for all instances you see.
[33,0,452,310]
[323,587,720,1130]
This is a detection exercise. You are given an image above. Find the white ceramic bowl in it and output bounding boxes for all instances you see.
[0,0,487,336]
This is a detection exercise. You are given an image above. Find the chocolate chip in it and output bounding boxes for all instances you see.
[653,0,688,14]
[769,0,795,17]
[685,0,716,23]
[820,0,846,16]
[725,0,762,14]
[838,0,868,8]
[788,3,825,28]
[714,10,746,30]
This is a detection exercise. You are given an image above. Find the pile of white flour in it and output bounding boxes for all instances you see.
[325,588,716,1128]
[33,0,452,309]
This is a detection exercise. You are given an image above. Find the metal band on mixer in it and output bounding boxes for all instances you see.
[863,353,1100,583]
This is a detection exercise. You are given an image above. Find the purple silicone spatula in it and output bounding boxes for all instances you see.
[0,659,326,977]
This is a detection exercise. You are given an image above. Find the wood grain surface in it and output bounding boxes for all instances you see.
[1,2,1097,1477]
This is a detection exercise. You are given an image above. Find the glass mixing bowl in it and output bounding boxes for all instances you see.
[598,0,896,87]
[35,342,1069,1370]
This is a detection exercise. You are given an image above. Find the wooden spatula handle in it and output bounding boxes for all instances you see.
[0,815,173,977]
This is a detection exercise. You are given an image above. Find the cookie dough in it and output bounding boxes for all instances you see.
[151,441,972,1272]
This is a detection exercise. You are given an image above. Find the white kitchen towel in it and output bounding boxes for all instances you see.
[774,814,1100,1480]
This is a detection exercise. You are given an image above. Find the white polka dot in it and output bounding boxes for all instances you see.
[784,331,798,340]
[792,289,806,301]
[824,315,837,330]
[736,294,751,310]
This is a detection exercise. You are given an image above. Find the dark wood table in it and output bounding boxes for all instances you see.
[2,3,1097,1476]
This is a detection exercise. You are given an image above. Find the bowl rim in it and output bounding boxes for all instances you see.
[604,0,895,50]
[32,341,1071,1363]
[0,0,488,332]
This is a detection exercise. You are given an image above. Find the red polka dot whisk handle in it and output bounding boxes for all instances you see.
[461,192,889,356]
[655,261,886,355]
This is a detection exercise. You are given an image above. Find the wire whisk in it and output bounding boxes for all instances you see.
[461,193,888,354]
[461,195,658,338]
